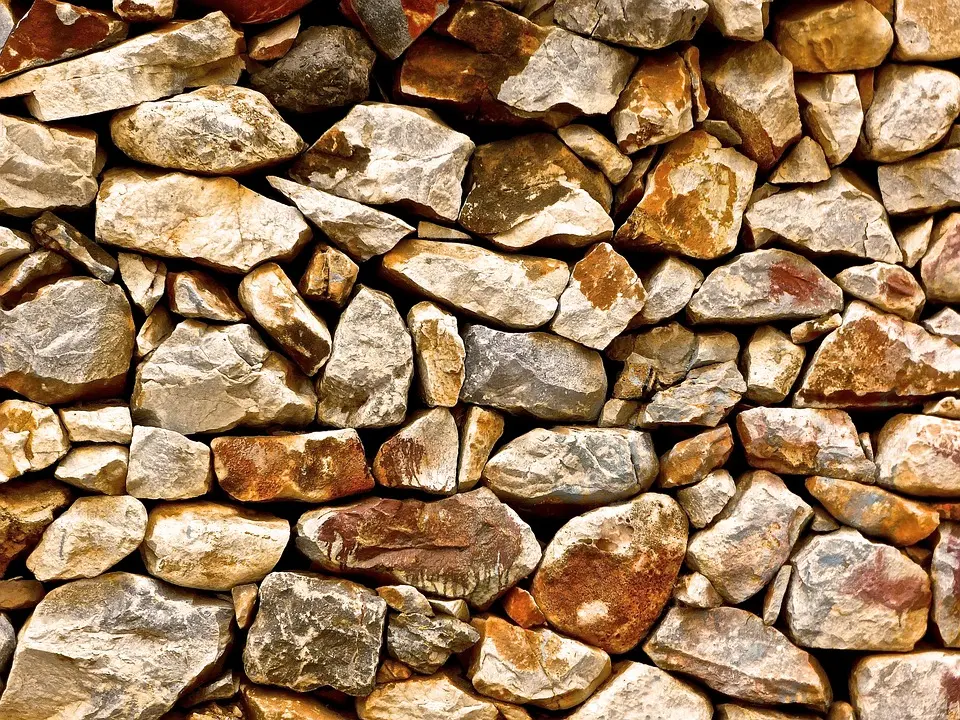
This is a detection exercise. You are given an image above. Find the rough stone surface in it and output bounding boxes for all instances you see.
[118,252,165,315]
[743,326,806,403]
[611,52,693,153]
[875,414,960,497]
[0,399,68,483]
[877,148,960,215]
[933,522,960,646]
[922,213,960,303]
[386,611,479,674]
[640,361,746,427]
[298,242,358,307]
[373,408,459,495]
[54,444,128,495]
[31,212,117,283]
[795,73,863,165]
[834,262,925,320]
[407,302,465,407]
[127,426,212,500]
[0,479,72,577]
[554,0,708,49]
[658,425,733,489]
[356,672,498,720]
[635,257,703,325]
[557,124,632,184]
[850,651,960,720]
[457,406,504,491]
[893,0,960,60]
[677,469,737,528]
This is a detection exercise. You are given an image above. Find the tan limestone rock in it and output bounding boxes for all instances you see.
[407,302,464,408]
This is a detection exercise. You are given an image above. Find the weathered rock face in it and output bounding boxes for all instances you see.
[387,611,479,674]
[641,361,747,427]
[381,239,569,330]
[795,73,862,166]
[558,124,633,184]
[0,399,68,483]
[357,671,499,720]
[167,270,244,323]
[296,488,541,608]
[875,414,960,497]
[933,522,960,646]
[127,426,212,500]
[31,212,117,283]
[113,0,176,22]
[458,406,504,491]
[298,242,358,308]
[615,131,756,260]
[686,471,812,603]
[291,103,474,222]
[212,430,373,503]
[659,425,733,489]
[644,606,832,711]
[96,169,312,274]
[786,529,931,651]
[118,252,165,315]
[0,573,233,720]
[850,651,960,720]
[110,86,304,174]
[373,408,459,495]
[341,0,447,59]
[0,479,72,576]
[193,0,307,23]
[677,469,737,528]
[554,0,707,49]
[407,302,464,408]
[54,444,128,495]
[834,262,925,320]
[532,493,687,653]
[635,256,703,325]
[611,52,693,153]
[743,327,805,403]
[0,277,134,404]
[243,572,386,696]
[922,213,960,303]
[877,148,960,215]
[893,0,960,60]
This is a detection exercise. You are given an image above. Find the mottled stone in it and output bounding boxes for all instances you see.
[242,683,351,719]
[557,124,632,184]
[298,242,357,307]
[786,528,930,650]
[609,322,698,399]
[924,306,960,343]
[896,216,933,267]
[378,585,433,615]
[247,14,299,60]
[893,0,960,60]
[704,0,769,39]
[674,571,725,608]
[0,250,70,306]
[532,493,686,653]
[835,262,925,320]
[243,572,385,696]
[658,425,733,489]
[342,0,448,59]
[763,565,792,626]
[194,0,307,23]
[850,651,960,720]
[795,73,863,165]
[922,213,960,302]
[0,479,72,576]
[769,136,831,184]
[790,312,842,344]
[501,587,545,628]
[387,612,479,674]
[634,256,703,325]
[374,408,458,495]
[876,414,960,496]
[231,584,257,629]
[31,212,115,282]
[54,444,128,495]
[612,52,693,153]
[113,0,177,22]
[356,672,498,720]
[296,488,541,608]
[743,327,805,404]
[0,227,32,270]
[877,148,960,214]
[933,522,960,646]
[640,361,746,427]
[554,0,707,49]
[127,426,212,500]
[407,302,464,407]
[0,400,68,483]
[677,469,736,528]
[457,406,504,491]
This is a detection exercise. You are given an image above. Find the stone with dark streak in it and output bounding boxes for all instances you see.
[373,408,459,495]
[341,0,449,59]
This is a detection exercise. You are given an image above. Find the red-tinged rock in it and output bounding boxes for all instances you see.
[501,587,546,629]
[343,0,449,59]
[194,0,309,24]
[0,0,128,80]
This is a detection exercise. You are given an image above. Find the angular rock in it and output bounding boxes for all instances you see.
[763,565,792,626]
[674,571,724,608]
[298,242,358,307]
[96,169,312,274]
[933,522,960,646]
[127,426,212,500]
[31,212,116,283]
[806,475,939,545]
[382,239,569,330]
[835,262,925,320]
[769,136,831,184]
[614,130,756,259]
[611,52,693,153]
[231,584,257,630]
[641,362,746,427]
[132,320,316,434]
[850,651,960,720]
[142,501,289,591]
[461,325,607,422]
[249,25,375,113]
[554,0,707,49]
[609,322,698,399]
[247,15,299,61]
[457,406,504,491]
[876,414,960,496]
[243,572,386,696]
[0,12,244,121]
[407,302,464,407]
[795,73,863,165]
[925,395,960,419]
[743,327,806,404]
[922,213,960,302]
[532,493,687,653]
[925,307,960,344]
[113,0,177,22]
[897,216,933,267]
[0,227,32,270]
[268,176,413,262]
[0,399,68,483]
[137,308,175,359]
[194,0,308,23]
[291,102,474,222]
[387,612,479,674]
[677,469,737,528]
[118,252,165,315]
[374,409,459,495]
[0,479,72,576]
[466,615,611,710]
[26,495,146,582]
[341,0,447,59]
[791,312,842,344]
[111,86,304,174]
[212,430,373,503]
[704,0,769,40]
[483,427,657,511]
[296,488,541,608]
[877,148,960,214]
[634,256,703,325]
[54,444,129,495]
[786,528,930,650]
[0,249,71,306]
[737,407,876,480]
[557,124,632,184]
[378,585,433,615]
[167,270,244,323]
[644,606,832,711]
[701,41,802,169]
[893,0,960,60]
[658,425,733,489]
[316,286,413,429]
[356,672,499,720]
[501,587,545,628]
[687,470,812,603]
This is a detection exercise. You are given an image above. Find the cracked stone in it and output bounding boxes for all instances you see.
[640,361,746,427]
[298,242,358,307]
[386,612,479,674]
[557,124,632,184]
[611,51,693,153]
[373,408,459,495]
[118,252,165,316]
[795,73,863,165]
[634,256,703,325]
[553,0,707,49]
[875,414,960,497]
[0,399,68,483]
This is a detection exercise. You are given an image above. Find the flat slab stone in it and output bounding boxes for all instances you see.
[877,148,960,215]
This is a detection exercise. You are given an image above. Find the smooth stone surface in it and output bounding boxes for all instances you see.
[875,414,960,496]
[635,256,703,325]
[0,399,68,483]
[118,252,165,315]
[356,672,499,720]
[769,136,831,184]
[407,302,464,408]
[850,651,960,720]
[54,444,129,495]
[373,408,459,495]
[127,426,212,500]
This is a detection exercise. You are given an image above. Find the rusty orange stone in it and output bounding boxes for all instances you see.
[658,425,734,488]
[343,0,449,59]
[501,587,546,629]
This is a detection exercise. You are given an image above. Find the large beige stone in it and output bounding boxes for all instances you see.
[893,0,960,60]
[877,148,960,214]
[875,414,960,497]
[851,651,960,720]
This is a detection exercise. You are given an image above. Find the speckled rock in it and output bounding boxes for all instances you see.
[922,213,960,303]
[658,425,733,489]
[127,426,212,500]
[386,612,479,674]
[298,242,358,307]
[893,0,960,60]
[677,469,737,528]
[875,414,960,497]
[554,0,707,49]
[933,522,960,646]
[407,302,464,408]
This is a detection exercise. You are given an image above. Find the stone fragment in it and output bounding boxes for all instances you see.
[925,396,960,419]
[298,243,357,307]
[167,270,243,323]
[599,399,640,427]
[97,169,311,274]
[297,488,539,608]
[640,362,746,427]
[111,86,304,175]
[614,130,756,259]
[0,114,100,217]
[118,252,165,315]
[704,0,769,39]
[458,133,612,250]
[876,414,960,496]
[893,0,960,60]
[554,0,707,49]
[922,213,960,302]
[612,52,693,153]
[374,409,458,495]
[212,430,373,503]
[58,402,131,445]
[609,322,698,398]
[835,262,925,320]
[356,672,499,720]
[54,444,128,495]
[644,606,832,711]
[26,495,146,582]
[677,469,737,528]
[634,256,703,325]
[790,312,842,344]
[717,706,820,720]
[466,615,610,710]
[701,41,802,169]
[737,407,876,481]
[231,584,257,630]
[786,528,930,650]
[142,501,289,591]
[692,330,741,367]
[378,585,433,615]
[247,15,299,60]
[924,306,960,342]
[0,399,68,483]
[243,572,386,696]
[877,148,960,214]
[181,670,240,708]
[795,302,960,407]
[795,73,863,165]
[659,425,733,489]
[769,136,831,184]
[431,598,469,621]
[827,702,856,720]
[614,149,658,214]
[0,227,32,270]
[194,0,307,23]
[501,587,545,628]
[250,24,373,115]
[30,212,116,282]
[933,522,960,646]
[742,327,805,403]
[851,651,960,720]
[127,426,212,500]
[557,124,632,183]
[674,571,724,608]
[763,565,792,626]
[113,0,176,22]
[342,0,448,59]
[532,493,686,653]
[382,239,568,330]
[0,573,232,720]
[483,427,657,511]
[896,216,933,267]
[387,612,479,674]
[316,286,412,429]
[291,103,473,222]
[687,470,812,603]
[407,302,464,407]
[806,475,939,545]
[135,306,173,359]
[0,249,71,306]
[0,12,243,121]
[457,406,504,491]
[461,325,607,422]
[0,479,72,576]
[268,177,412,262]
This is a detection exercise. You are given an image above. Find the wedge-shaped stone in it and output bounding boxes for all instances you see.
[127,426,212,500]
[483,427,657,511]
[338,0,437,59]
[743,327,805,404]
[299,242,358,307]
[0,572,232,720]
[794,302,960,408]
[374,408,459,495]
[132,320,317,435]
[296,487,541,608]
[356,672,499,720]
[0,400,68,483]
[111,86,304,174]
[641,361,746,427]
[769,136,831,184]
[611,52,693,153]
[644,606,832,711]
[795,73,862,165]
[877,148,960,214]
[54,444,128,495]
[851,651,960,720]
[408,302,464,407]
[532,493,687,653]
[117,252,165,315]
[243,572,386,696]
[461,325,607,422]
[786,529,930,650]
[458,406,504,491]
[687,471,812,603]
[31,212,116,283]
[615,130,756,260]
[554,0,707,49]
[933,522,960,646]
[893,0,960,60]
[382,239,568,330]
[268,176,413,262]
[834,262,925,320]
[212,430,373,503]
[97,169,311,274]
[635,256,703,325]
[876,414,960,497]
[0,227,31,269]
[0,12,243,121]
[291,102,474,222]
[923,213,960,302]
[558,124,632,184]
[0,479,72,576]
[659,425,734,489]
[167,270,243,323]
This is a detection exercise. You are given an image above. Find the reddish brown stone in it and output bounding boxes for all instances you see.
[658,425,734,488]
[194,0,309,23]
[343,0,449,59]
[0,479,72,577]
[0,578,45,610]
[501,587,546,629]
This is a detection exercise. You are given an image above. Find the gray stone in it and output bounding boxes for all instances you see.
[127,426,211,500]
[640,361,746,427]
[933,522,960,646]
[31,212,116,282]
[850,651,960,720]
[387,612,479,674]
[834,261,925,320]
[635,256,703,325]
[554,0,707,49]
[878,148,960,214]
[677,469,737,528]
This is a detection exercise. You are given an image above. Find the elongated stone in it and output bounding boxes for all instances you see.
[641,362,746,427]
[373,408,459,495]
[167,270,243,323]
[834,262,925,320]
[408,302,464,407]
[247,15,299,60]
[659,425,733,488]
[30,212,116,283]
[386,611,479,674]
[113,0,176,21]
[557,124,632,184]
[877,148,960,214]
[554,0,707,49]
[457,406,504,491]
[194,0,308,23]
[850,651,960,720]
[876,414,960,497]
[357,671,499,720]
[933,522,960,646]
